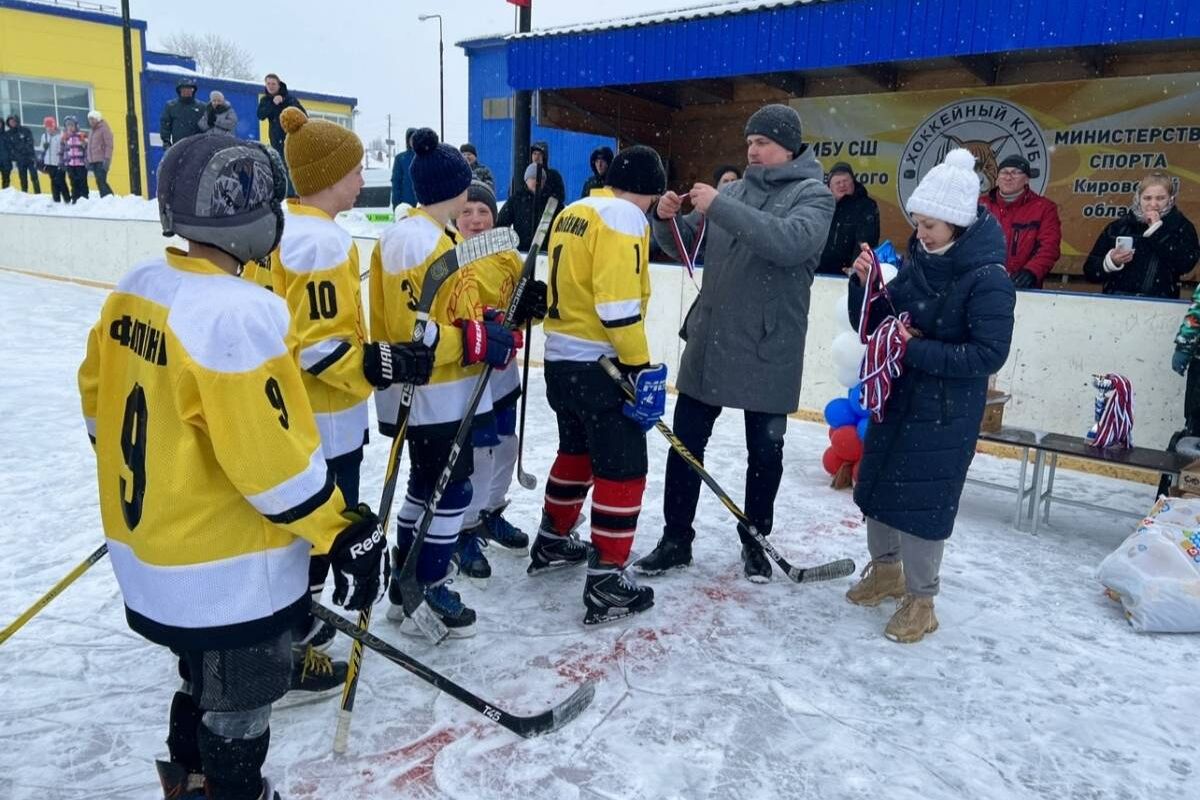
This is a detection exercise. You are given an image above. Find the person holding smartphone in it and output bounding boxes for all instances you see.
[1083,172,1199,298]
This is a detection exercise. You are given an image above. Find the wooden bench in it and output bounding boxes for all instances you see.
[970,427,1195,532]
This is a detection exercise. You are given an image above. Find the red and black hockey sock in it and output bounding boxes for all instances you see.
[543,452,593,534]
[590,477,646,566]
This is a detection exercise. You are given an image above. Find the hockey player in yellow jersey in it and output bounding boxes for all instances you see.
[273,107,436,673]
[453,181,547,581]
[370,129,522,638]
[77,135,387,799]
[530,145,670,626]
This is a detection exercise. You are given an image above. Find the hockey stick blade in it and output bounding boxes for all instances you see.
[313,603,595,738]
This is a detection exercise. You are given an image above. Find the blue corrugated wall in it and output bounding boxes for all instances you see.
[465,41,616,203]
[507,0,1200,89]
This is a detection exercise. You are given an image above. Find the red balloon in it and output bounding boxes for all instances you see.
[830,425,863,462]
[821,446,844,475]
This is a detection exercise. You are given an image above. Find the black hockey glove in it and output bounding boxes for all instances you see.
[329,503,387,612]
[510,279,547,328]
[1011,269,1038,290]
[363,341,435,389]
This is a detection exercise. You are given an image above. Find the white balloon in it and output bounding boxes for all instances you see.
[833,292,853,332]
[831,330,865,373]
[880,263,898,285]
[835,359,861,388]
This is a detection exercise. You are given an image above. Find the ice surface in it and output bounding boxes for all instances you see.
[0,269,1196,799]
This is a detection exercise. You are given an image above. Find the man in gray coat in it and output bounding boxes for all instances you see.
[636,103,834,583]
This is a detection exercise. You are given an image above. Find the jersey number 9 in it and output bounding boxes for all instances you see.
[119,384,148,530]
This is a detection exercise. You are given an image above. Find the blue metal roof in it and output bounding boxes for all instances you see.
[0,0,146,30]
[507,0,1200,90]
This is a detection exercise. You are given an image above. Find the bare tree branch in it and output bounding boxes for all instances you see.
[159,32,255,81]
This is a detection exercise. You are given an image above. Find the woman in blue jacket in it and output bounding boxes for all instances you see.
[846,148,1016,643]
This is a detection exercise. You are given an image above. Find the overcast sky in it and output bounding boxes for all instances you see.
[129,0,705,148]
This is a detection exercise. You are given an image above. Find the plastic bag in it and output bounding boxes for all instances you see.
[1096,496,1200,633]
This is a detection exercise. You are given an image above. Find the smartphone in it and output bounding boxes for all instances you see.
[1115,236,1134,252]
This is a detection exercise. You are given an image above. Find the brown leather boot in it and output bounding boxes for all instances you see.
[845,560,905,607]
[884,595,939,643]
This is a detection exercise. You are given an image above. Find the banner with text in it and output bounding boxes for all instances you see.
[791,73,1200,274]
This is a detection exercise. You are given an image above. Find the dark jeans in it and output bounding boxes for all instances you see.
[1,164,9,188]
[15,162,40,193]
[89,161,112,197]
[662,392,786,544]
[66,165,89,201]
[47,165,70,202]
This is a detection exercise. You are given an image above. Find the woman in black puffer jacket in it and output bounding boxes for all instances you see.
[846,148,1016,644]
[1083,173,1199,299]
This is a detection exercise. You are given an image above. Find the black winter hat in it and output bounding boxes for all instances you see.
[466,180,498,221]
[409,128,473,205]
[998,154,1032,176]
[157,134,286,265]
[828,161,855,180]
[604,145,667,196]
[459,143,477,156]
[744,103,803,156]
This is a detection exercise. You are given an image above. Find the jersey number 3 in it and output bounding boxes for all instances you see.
[119,384,148,530]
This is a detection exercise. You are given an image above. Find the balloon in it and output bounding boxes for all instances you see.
[835,359,861,389]
[857,416,869,441]
[847,384,867,417]
[833,292,853,332]
[824,398,858,429]
[875,240,898,266]
[831,425,864,462]
[880,262,898,285]
[822,446,844,476]
[832,331,865,373]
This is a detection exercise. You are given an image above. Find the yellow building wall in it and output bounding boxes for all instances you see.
[0,6,148,196]
[257,98,356,144]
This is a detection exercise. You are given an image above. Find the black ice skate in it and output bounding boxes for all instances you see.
[480,506,530,551]
[633,535,693,575]
[741,542,772,584]
[583,551,655,626]
[527,512,590,575]
[156,759,205,799]
[275,645,348,709]
[455,524,492,581]
[395,573,477,639]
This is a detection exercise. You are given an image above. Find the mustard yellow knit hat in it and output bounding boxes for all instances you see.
[280,106,363,196]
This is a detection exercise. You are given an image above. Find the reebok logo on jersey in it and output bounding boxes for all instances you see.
[109,314,168,366]
[349,524,385,559]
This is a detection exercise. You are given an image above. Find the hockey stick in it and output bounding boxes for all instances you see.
[394,198,559,643]
[334,226,520,755]
[315,603,595,738]
[598,357,856,584]
[0,543,108,646]
[515,318,538,490]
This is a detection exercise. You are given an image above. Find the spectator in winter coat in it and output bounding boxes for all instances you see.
[0,122,10,189]
[846,148,1015,644]
[390,127,418,209]
[818,162,880,275]
[85,110,114,197]
[1083,173,1200,299]
[257,74,305,196]
[712,164,741,188]
[497,163,560,251]
[641,103,835,583]
[580,145,613,198]
[59,116,89,202]
[4,115,41,194]
[530,141,565,207]
[459,143,494,190]
[159,77,205,148]
[198,90,238,136]
[39,117,69,203]
[1172,282,1200,438]
[978,155,1062,288]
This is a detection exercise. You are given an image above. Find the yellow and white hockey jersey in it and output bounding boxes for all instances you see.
[369,207,490,436]
[241,257,275,292]
[468,247,525,408]
[78,248,347,650]
[269,202,372,458]
[543,188,652,366]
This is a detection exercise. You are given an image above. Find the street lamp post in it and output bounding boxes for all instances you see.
[418,13,444,141]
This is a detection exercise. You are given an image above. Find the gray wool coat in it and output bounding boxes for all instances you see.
[652,147,834,414]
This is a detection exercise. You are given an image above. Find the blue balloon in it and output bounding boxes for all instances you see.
[847,384,868,417]
[857,417,869,441]
[875,240,898,266]
[824,397,858,429]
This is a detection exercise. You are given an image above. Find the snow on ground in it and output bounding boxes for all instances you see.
[0,269,1196,799]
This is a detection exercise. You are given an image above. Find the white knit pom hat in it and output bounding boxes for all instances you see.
[905,148,981,227]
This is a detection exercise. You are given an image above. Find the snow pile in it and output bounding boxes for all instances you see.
[0,186,159,221]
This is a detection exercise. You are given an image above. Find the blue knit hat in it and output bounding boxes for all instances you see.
[409,128,472,205]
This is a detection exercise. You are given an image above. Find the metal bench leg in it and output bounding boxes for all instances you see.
[1042,453,1058,525]
[1028,450,1046,535]
[1014,446,1030,530]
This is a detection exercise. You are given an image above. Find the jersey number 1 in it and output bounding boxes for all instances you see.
[119,384,148,530]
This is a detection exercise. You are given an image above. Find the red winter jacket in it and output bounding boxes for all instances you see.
[979,188,1062,285]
